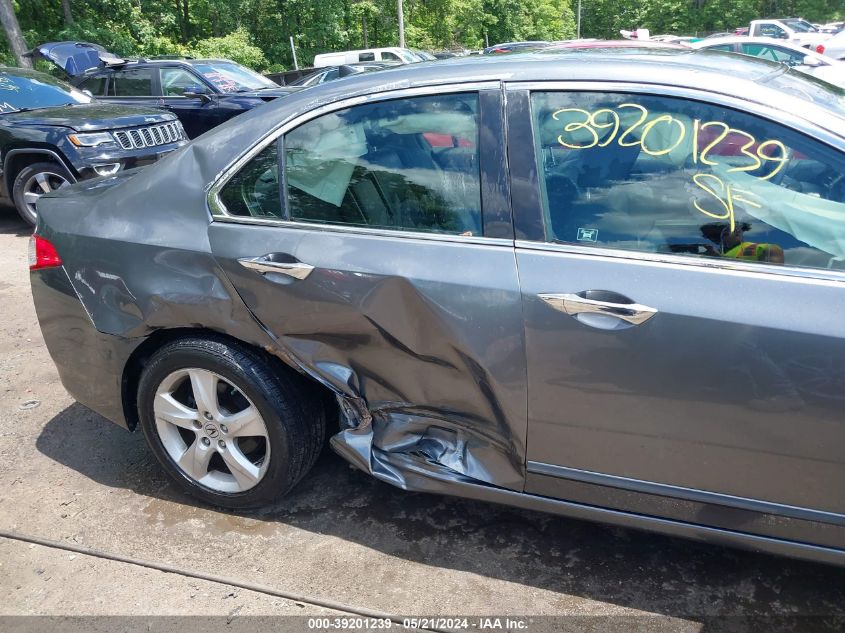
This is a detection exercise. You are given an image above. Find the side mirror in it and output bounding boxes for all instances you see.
[184,91,212,103]
[802,55,824,67]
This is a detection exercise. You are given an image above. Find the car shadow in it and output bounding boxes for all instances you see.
[36,403,845,630]
[0,207,31,237]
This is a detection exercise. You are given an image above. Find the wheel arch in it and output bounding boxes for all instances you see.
[121,327,338,432]
[4,148,77,194]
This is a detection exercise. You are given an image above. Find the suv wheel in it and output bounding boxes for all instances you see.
[137,337,327,509]
[12,161,72,226]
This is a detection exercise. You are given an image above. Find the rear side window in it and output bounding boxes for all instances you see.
[531,92,845,270]
[741,44,803,65]
[218,143,282,218]
[77,75,107,95]
[283,93,482,236]
[358,52,376,62]
[108,69,153,96]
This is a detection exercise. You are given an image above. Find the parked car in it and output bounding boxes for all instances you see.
[0,65,185,225]
[30,50,845,566]
[313,47,418,67]
[32,42,298,138]
[483,41,549,54]
[749,18,830,48]
[819,29,845,60]
[289,63,390,88]
[693,36,845,87]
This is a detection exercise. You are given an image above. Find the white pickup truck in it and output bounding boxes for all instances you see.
[749,18,830,48]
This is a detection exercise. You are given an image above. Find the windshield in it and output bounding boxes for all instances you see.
[0,70,92,113]
[783,19,817,32]
[192,61,278,93]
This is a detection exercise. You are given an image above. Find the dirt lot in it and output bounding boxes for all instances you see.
[1,206,845,631]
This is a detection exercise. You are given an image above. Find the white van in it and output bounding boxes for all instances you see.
[313,47,419,68]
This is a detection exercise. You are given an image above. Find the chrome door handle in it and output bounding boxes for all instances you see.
[238,256,314,280]
[539,293,657,325]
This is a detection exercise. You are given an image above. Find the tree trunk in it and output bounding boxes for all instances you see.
[362,15,369,48]
[177,0,190,43]
[61,0,74,25]
[0,0,31,68]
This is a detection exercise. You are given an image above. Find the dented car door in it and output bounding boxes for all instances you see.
[208,86,529,492]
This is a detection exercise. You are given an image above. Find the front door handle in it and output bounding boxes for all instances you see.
[238,255,314,280]
[539,292,657,326]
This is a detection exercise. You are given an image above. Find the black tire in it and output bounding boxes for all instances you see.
[137,336,326,509]
[12,161,73,227]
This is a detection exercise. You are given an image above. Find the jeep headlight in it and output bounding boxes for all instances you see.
[68,132,117,148]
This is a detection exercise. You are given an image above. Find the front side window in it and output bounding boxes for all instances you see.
[218,143,281,218]
[381,51,400,61]
[358,52,376,62]
[160,68,210,96]
[108,69,153,96]
[759,24,788,38]
[531,92,845,270]
[284,93,482,236]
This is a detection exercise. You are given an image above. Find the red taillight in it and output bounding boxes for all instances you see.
[816,44,825,54]
[28,235,62,270]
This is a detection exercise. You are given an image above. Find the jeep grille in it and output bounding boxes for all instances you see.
[114,121,184,150]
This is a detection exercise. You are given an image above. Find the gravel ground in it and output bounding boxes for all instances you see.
[1,206,844,631]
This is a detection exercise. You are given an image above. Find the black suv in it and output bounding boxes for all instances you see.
[34,42,299,139]
[0,66,186,225]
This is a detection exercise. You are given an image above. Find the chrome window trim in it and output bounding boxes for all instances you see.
[516,240,845,285]
[215,213,512,247]
[506,80,845,150]
[207,81,502,243]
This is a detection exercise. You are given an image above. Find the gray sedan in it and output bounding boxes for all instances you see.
[30,49,845,565]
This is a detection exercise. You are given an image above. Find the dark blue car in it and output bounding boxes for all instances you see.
[33,42,300,138]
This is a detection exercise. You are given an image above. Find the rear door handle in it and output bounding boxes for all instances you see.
[238,255,314,280]
[539,292,657,326]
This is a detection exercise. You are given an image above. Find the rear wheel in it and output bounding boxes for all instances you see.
[12,161,72,226]
[137,337,326,509]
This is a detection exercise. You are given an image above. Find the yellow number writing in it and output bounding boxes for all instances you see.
[616,103,649,147]
[552,108,599,149]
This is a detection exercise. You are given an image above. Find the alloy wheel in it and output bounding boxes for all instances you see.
[153,368,271,493]
[22,170,70,220]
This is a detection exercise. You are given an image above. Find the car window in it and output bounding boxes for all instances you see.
[759,24,787,38]
[160,68,209,96]
[218,142,282,218]
[108,69,153,96]
[76,75,107,95]
[707,44,734,52]
[531,91,845,270]
[381,52,400,61]
[284,93,482,236]
[742,44,803,65]
[358,52,376,62]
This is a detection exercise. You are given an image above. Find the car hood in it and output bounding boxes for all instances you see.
[30,41,124,77]
[2,103,175,131]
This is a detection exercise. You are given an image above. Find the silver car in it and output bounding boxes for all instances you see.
[30,49,845,565]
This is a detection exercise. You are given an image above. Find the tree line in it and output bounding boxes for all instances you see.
[0,0,841,72]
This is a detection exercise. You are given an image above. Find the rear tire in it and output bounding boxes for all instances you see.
[12,161,72,227]
[137,336,326,509]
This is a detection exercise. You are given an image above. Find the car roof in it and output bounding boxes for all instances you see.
[80,58,241,75]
